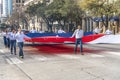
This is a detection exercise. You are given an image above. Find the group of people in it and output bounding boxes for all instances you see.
[30,26,83,54]
[2,28,30,59]
[2,25,114,57]
[71,25,114,55]
[30,27,45,33]
[30,27,66,34]
[93,26,113,35]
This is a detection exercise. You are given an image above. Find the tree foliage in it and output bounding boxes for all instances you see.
[115,0,120,15]
[77,0,119,27]
[78,0,117,17]
[24,0,120,31]
[25,0,84,32]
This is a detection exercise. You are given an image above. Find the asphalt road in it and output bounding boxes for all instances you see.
[0,36,120,80]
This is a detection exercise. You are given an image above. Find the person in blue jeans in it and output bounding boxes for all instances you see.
[18,42,24,58]
[15,28,31,58]
[71,25,84,55]
[2,29,7,48]
[10,29,17,55]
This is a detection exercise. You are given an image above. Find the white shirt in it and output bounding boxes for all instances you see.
[105,29,112,35]
[15,32,29,42]
[2,32,6,37]
[39,30,44,33]
[72,29,84,39]
[93,28,101,34]
[9,32,16,40]
[6,32,11,38]
[30,29,37,33]
[58,29,65,33]
[2,31,10,38]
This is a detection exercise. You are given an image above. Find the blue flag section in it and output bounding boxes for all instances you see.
[25,32,93,38]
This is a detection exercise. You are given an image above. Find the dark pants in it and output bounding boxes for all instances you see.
[3,36,7,47]
[6,38,10,48]
[18,42,24,57]
[10,40,16,54]
[74,38,83,53]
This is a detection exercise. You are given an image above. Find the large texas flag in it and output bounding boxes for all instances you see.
[24,33,120,44]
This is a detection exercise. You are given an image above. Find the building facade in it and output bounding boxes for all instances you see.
[0,0,12,23]
[23,0,53,30]
[12,0,25,13]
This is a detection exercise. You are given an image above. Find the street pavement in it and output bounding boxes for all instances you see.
[0,36,120,80]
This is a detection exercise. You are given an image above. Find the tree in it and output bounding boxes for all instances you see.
[78,0,117,28]
[115,0,120,16]
[25,0,84,32]
[45,0,84,31]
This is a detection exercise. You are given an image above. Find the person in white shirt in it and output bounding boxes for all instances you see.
[71,25,84,54]
[9,29,17,55]
[2,29,7,47]
[93,26,101,34]
[105,28,112,35]
[58,28,66,33]
[16,28,31,58]
[39,28,44,33]
[30,27,37,33]
[6,30,11,48]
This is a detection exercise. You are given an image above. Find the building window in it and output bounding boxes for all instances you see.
[19,0,21,3]
[16,4,18,7]
[22,4,24,6]
[16,0,21,3]
[22,0,25,3]
[16,0,18,3]
[16,4,20,7]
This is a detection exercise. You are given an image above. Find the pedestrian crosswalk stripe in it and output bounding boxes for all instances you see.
[6,59,14,64]
[0,50,4,53]
[107,52,120,56]
[32,55,48,61]
[90,54,105,58]
[37,57,48,61]
[56,54,80,59]
[4,51,120,65]
[6,57,23,64]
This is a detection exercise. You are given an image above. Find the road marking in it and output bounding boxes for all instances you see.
[32,55,48,61]
[10,57,23,64]
[37,57,48,61]
[6,59,14,64]
[0,50,4,53]
[6,57,23,64]
[56,54,80,59]
[91,54,105,58]
[107,52,120,56]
